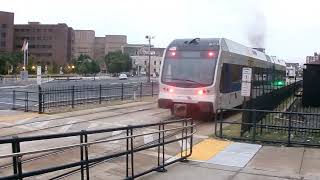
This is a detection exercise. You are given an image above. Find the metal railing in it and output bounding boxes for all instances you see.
[0,118,195,180]
[12,82,159,113]
[215,108,320,146]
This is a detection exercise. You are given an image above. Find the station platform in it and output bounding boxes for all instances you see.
[143,139,320,180]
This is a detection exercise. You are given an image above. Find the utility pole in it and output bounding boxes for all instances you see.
[145,35,154,82]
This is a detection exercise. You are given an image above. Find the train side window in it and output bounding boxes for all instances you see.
[219,64,227,92]
[220,63,242,93]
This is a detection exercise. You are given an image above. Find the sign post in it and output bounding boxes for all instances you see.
[240,67,253,136]
[37,66,42,85]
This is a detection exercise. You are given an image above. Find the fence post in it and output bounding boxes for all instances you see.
[151,81,154,97]
[252,110,257,142]
[219,110,223,138]
[121,83,124,101]
[140,82,143,98]
[161,123,167,172]
[12,90,16,110]
[157,124,161,167]
[80,132,85,180]
[25,91,28,112]
[214,109,219,137]
[12,136,23,180]
[126,127,129,179]
[71,85,75,108]
[38,85,43,114]
[84,132,90,179]
[130,127,134,178]
[287,113,292,146]
[99,84,102,104]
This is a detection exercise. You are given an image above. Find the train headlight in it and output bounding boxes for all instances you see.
[169,88,174,93]
[198,89,204,95]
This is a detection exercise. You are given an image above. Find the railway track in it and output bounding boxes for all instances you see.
[0,101,156,130]
[0,102,162,138]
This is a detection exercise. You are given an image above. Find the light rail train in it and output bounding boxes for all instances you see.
[158,38,286,118]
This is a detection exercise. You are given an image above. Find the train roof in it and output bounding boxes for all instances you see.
[168,38,285,66]
[222,38,285,66]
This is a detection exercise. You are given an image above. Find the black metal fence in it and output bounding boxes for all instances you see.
[241,80,303,134]
[246,79,303,111]
[215,75,320,147]
[215,108,320,146]
[0,118,194,180]
[12,82,159,113]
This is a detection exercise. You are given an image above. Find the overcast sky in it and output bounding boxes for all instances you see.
[2,0,320,63]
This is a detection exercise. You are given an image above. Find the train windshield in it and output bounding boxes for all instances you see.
[161,51,218,88]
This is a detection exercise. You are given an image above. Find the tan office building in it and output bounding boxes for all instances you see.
[14,22,74,65]
[93,35,127,60]
[74,30,95,58]
[93,37,106,60]
[105,35,127,54]
[0,11,14,52]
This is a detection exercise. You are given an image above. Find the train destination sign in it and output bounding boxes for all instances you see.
[241,67,252,97]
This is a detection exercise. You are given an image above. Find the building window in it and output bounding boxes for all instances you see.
[1,24,7,28]
[26,29,30,32]
[144,61,147,65]
[154,61,156,65]
[1,33,6,38]
[0,41,6,47]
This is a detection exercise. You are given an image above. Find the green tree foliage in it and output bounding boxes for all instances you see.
[104,51,132,73]
[0,52,23,75]
[47,63,59,74]
[73,54,100,75]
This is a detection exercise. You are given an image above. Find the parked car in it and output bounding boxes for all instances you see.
[119,73,128,80]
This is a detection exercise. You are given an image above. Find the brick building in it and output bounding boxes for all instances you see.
[0,11,14,52]
[74,30,95,58]
[93,35,127,60]
[14,22,74,65]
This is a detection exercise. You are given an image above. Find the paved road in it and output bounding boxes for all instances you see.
[0,77,158,110]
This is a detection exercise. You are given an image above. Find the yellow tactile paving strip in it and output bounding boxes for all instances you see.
[186,139,232,161]
[0,113,41,122]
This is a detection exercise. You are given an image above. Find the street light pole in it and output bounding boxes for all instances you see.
[145,35,154,83]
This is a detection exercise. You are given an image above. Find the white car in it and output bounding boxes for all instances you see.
[119,74,128,80]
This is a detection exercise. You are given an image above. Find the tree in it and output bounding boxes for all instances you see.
[0,52,23,75]
[47,63,59,74]
[104,51,132,74]
[73,54,100,75]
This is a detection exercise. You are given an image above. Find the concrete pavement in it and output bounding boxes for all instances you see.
[142,143,320,180]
